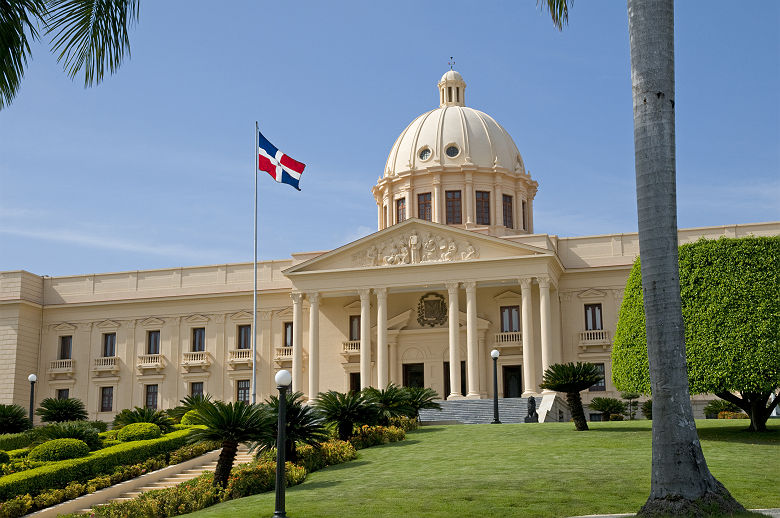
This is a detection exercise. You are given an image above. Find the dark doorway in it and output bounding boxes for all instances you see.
[349,372,360,393]
[502,365,523,398]
[443,361,467,397]
[402,363,425,388]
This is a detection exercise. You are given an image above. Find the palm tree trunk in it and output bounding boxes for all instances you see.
[566,391,588,431]
[213,440,238,488]
[628,1,744,514]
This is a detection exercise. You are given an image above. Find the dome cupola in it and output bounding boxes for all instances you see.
[438,69,466,107]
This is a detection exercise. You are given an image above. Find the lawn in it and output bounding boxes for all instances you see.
[185,420,779,518]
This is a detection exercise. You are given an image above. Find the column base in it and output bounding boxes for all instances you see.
[465,393,481,399]
[522,390,540,398]
[447,394,466,401]
[541,389,556,395]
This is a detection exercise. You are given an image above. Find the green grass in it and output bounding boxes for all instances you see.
[185,420,779,518]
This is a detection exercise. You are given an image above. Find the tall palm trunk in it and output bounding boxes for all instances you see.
[627,1,744,514]
[213,440,238,488]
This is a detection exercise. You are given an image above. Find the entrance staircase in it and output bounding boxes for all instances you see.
[419,397,540,425]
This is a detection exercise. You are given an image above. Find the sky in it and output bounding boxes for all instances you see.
[1,1,778,277]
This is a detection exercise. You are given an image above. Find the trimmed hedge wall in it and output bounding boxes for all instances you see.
[117,423,161,442]
[0,433,32,452]
[0,429,190,501]
[28,439,89,462]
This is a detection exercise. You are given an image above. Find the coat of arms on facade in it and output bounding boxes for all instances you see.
[417,292,447,327]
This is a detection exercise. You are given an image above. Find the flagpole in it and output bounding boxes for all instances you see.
[251,121,258,405]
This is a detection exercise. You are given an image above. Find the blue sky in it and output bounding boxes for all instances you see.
[1,1,778,277]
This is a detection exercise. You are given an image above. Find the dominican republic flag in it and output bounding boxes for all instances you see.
[257,130,306,191]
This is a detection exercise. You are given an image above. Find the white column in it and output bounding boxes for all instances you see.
[538,276,554,392]
[307,292,320,403]
[405,191,412,222]
[376,288,388,388]
[291,292,304,393]
[389,334,399,385]
[433,174,442,223]
[464,281,480,398]
[446,281,463,399]
[494,184,503,229]
[520,277,537,396]
[465,173,474,225]
[359,288,372,389]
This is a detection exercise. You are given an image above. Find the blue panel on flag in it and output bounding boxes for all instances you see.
[258,131,279,157]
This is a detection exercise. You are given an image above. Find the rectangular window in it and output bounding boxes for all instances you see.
[192,328,205,352]
[417,193,432,221]
[590,363,606,392]
[500,306,520,333]
[56,388,69,400]
[349,315,360,341]
[395,198,406,223]
[445,190,462,224]
[383,206,387,227]
[191,382,204,398]
[237,325,251,350]
[100,387,113,412]
[102,333,116,357]
[476,191,491,225]
[585,303,603,330]
[147,330,160,355]
[590,413,603,422]
[236,380,250,403]
[145,384,158,409]
[503,194,514,228]
[59,336,72,360]
[403,363,425,388]
[283,322,293,348]
[522,200,528,230]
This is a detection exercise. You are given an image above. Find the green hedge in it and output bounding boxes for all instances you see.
[28,439,89,462]
[0,428,190,501]
[117,423,161,442]
[0,433,32,451]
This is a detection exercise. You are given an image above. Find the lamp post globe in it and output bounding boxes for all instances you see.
[490,350,501,424]
[273,369,292,517]
[27,373,37,424]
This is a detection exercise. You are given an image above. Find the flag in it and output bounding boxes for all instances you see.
[257,130,306,191]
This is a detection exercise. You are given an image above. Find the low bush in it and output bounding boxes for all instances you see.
[28,439,89,462]
[112,407,174,433]
[168,440,218,464]
[609,414,625,421]
[0,432,32,451]
[719,411,749,420]
[641,399,653,420]
[99,429,119,440]
[117,422,161,442]
[39,421,102,450]
[226,461,305,500]
[0,494,33,518]
[88,420,109,433]
[0,458,46,476]
[7,448,29,459]
[180,410,200,426]
[319,439,357,466]
[705,399,741,418]
[349,425,405,449]
[389,415,420,432]
[0,450,9,464]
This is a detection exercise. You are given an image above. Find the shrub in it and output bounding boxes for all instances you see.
[588,397,627,422]
[319,439,357,466]
[641,399,653,420]
[704,399,741,418]
[88,420,109,433]
[0,494,33,518]
[0,432,32,451]
[99,429,119,440]
[719,411,749,420]
[226,461,306,500]
[0,450,9,464]
[112,407,174,433]
[168,440,219,464]
[349,425,405,449]
[389,415,419,432]
[117,422,161,442]
[609,414,624,421]
[35,398,88,423]
[7,448,29,459]
[180,410,200,426]
[29,438,89,462]
[0,428,190,501]
[39,421,102,450]
[0,405,31,435]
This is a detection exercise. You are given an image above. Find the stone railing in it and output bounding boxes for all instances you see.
[93,356,119,372]
[228,349,253,368]
[49,359,73,372]
[275,347,293,359]
[494,331,522,345]
[137,354,164,371]
[182,351,211,367]
[341,340,360,355]
[578,330,611,350]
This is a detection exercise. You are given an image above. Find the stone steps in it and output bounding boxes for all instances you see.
[419,397,540,424]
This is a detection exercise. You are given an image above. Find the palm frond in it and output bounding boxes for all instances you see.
[537,0,571,31]
[187,400,272,445]
[35,397,88,422]
[540,362,603,393]
[45,0,139,87]
[0,0,46,108]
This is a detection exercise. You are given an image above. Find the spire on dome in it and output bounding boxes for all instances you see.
[438,69,466,107]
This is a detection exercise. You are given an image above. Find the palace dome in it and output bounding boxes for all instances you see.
[384,70,526,177]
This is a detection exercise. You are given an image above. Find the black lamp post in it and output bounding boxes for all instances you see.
[274,369,292,518]
[490,350,501,424]
[27,374,37,424]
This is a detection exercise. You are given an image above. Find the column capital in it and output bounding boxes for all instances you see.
[358,288,371,301]
[291,292,304,304]
[445,281,460,293]
[519,277,533,291]
[463,280,477,292]
[537,276,552,289]
[306,292,320,304]
[465,171,473,182]
[374,287,387,300]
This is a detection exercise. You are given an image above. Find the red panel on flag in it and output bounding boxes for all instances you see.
[258,155,278,177]
[280,154,305,174]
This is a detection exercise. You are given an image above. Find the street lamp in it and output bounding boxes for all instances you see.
[490,350,501,424]
[27,374,37,424]
[274,369,292,518]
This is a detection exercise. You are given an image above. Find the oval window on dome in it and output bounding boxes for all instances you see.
[445,145,460,158]
[418,148,431,161]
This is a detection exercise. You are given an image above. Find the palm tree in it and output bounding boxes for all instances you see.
[403,386,442,419]
[587,397,626,422]
[167,393,213,421]
[0,403,31,433]
[188,400,272,488]
[540,1,744,512]
[314,390,378,441]
[362,384,412,425]
[1,0,139,109]
[539,362,602,431]
[112,407,174,433]
[254,391,327,464]
[35,397,88,422]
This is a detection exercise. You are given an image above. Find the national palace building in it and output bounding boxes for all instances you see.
[2,70,777,423]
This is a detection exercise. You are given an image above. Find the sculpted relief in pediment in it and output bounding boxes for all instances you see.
[351,230,479,267]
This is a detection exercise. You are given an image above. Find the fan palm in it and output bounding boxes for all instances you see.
[112,407,174,433]
[1,0,139,109]
[539,362,602,431]
[188,400,272,488]
[253,391,327,464]
[314,390,377,441]
[167,393,213,421]
[403,386,442,419]
[588,397,627,422]
[35,397,88,422]
[0,403,31,433]
[362,384,413,425]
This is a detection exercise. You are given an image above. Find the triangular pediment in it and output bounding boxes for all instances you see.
[343,300,361,310]
[96,319,120,329]
[578,288,607,299]
[185,314,210,324]
[54,322,77,331]
[494,290,522,301]
[284,219,551,274]
[230,310,253,321]
[138,317,165,327]
[275,307,293,319]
